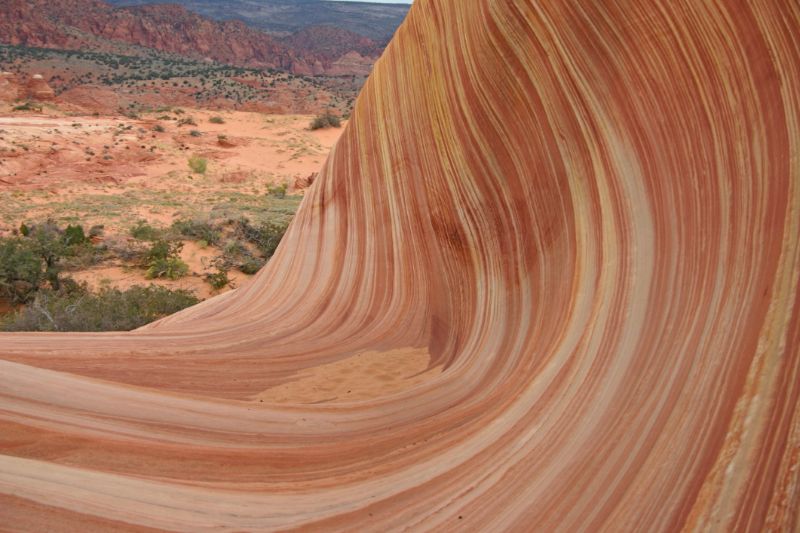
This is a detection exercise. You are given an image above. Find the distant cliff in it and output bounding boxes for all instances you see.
[0,0,390,76]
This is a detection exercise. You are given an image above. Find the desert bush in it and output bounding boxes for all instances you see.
[0,222,96,301]
[267,183,288,199]
[188,155,207,174]
[177,116,197,127]
[171,218,221,245]
[205,267,230,290]
[22,221,66,290]
[238,257,263,275]
[189,130,202,137]
[12,101,42,112]
[153,124,165,132]
[143,240,189,280]
[233,218,288,259]
[209,237,263,275]
[63,224,87,246]
[209,116,225,124]
[0,237,43,303]
[130,220,162,241]
[310,111,341,130]
[146,257,189,280]
[1,283,198,332]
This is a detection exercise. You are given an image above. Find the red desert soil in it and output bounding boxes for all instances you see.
[0,105,343,298]
[0,0,799,531]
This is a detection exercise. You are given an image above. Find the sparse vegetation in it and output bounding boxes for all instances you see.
[234,217,288,260]
[1,282,198,332]
[63,224,88,246]
[12,101,43,112]
[143,240,189,280]
[205,267,230,290]
[171,218,222,245]
[0,237,44,303]
[310,111,342,130]
[188,155,208,174]
[0,44,361,116]
[267,183,288,199]
[130,220,162,241]
[209,116,225,124]
[0,221,97,303]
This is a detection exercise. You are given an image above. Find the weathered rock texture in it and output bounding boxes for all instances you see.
[0,71,21,101]
[25,74,54,100]
[1,0,799,531]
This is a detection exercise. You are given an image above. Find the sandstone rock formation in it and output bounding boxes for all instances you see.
[0,0,383,76]
[25,74,54,100]
[326,51,374,77]
[0,71,21,102]
[294,172,317,190]
[0,0,798,531]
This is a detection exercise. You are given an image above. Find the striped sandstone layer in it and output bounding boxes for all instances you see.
[1,0,799,530]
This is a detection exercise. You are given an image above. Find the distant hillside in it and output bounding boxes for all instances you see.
[0,43,363,115]
[0,0,389,76]
[105,0,411,41]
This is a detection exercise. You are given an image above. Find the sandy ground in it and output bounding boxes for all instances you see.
[0,106,343,299]
[255,347,441,403]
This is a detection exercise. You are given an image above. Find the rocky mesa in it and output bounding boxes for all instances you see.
[0,0,384,76]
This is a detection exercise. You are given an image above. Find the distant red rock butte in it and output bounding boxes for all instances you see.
[0,72,53,101]
[0,0,384,76]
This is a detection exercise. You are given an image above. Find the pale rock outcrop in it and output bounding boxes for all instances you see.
[25,74,55,101]
[0,71,22,102]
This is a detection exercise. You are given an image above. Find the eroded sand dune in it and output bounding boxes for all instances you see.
[1,0,799,530]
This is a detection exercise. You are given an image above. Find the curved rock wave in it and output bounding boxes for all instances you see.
[1,1,799,530]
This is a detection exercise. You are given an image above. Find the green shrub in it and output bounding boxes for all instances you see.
[310,111,341,130]
[130,220,162,241]
[1,283,198,332]
[209,116,225,124]
[146,256,189,280]
[209,237,262,276]
[234,218,288,259]
[12,101,42,112]
[153,124,166,133]
[267,183,288,199]
[188,155,207,174]
[0,221,98,302]
[177,116,197,127]
[63,224,87,246]
[205,268,230,290]
[0,237,43,303]
[238,257,263,275]
[143,239,179,262]
[142,239,189,280]
[189,129,202,137]
[171,219,221,245]
[25,221,67,290]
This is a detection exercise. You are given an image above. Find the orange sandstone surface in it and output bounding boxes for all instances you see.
[1,0,799,531]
